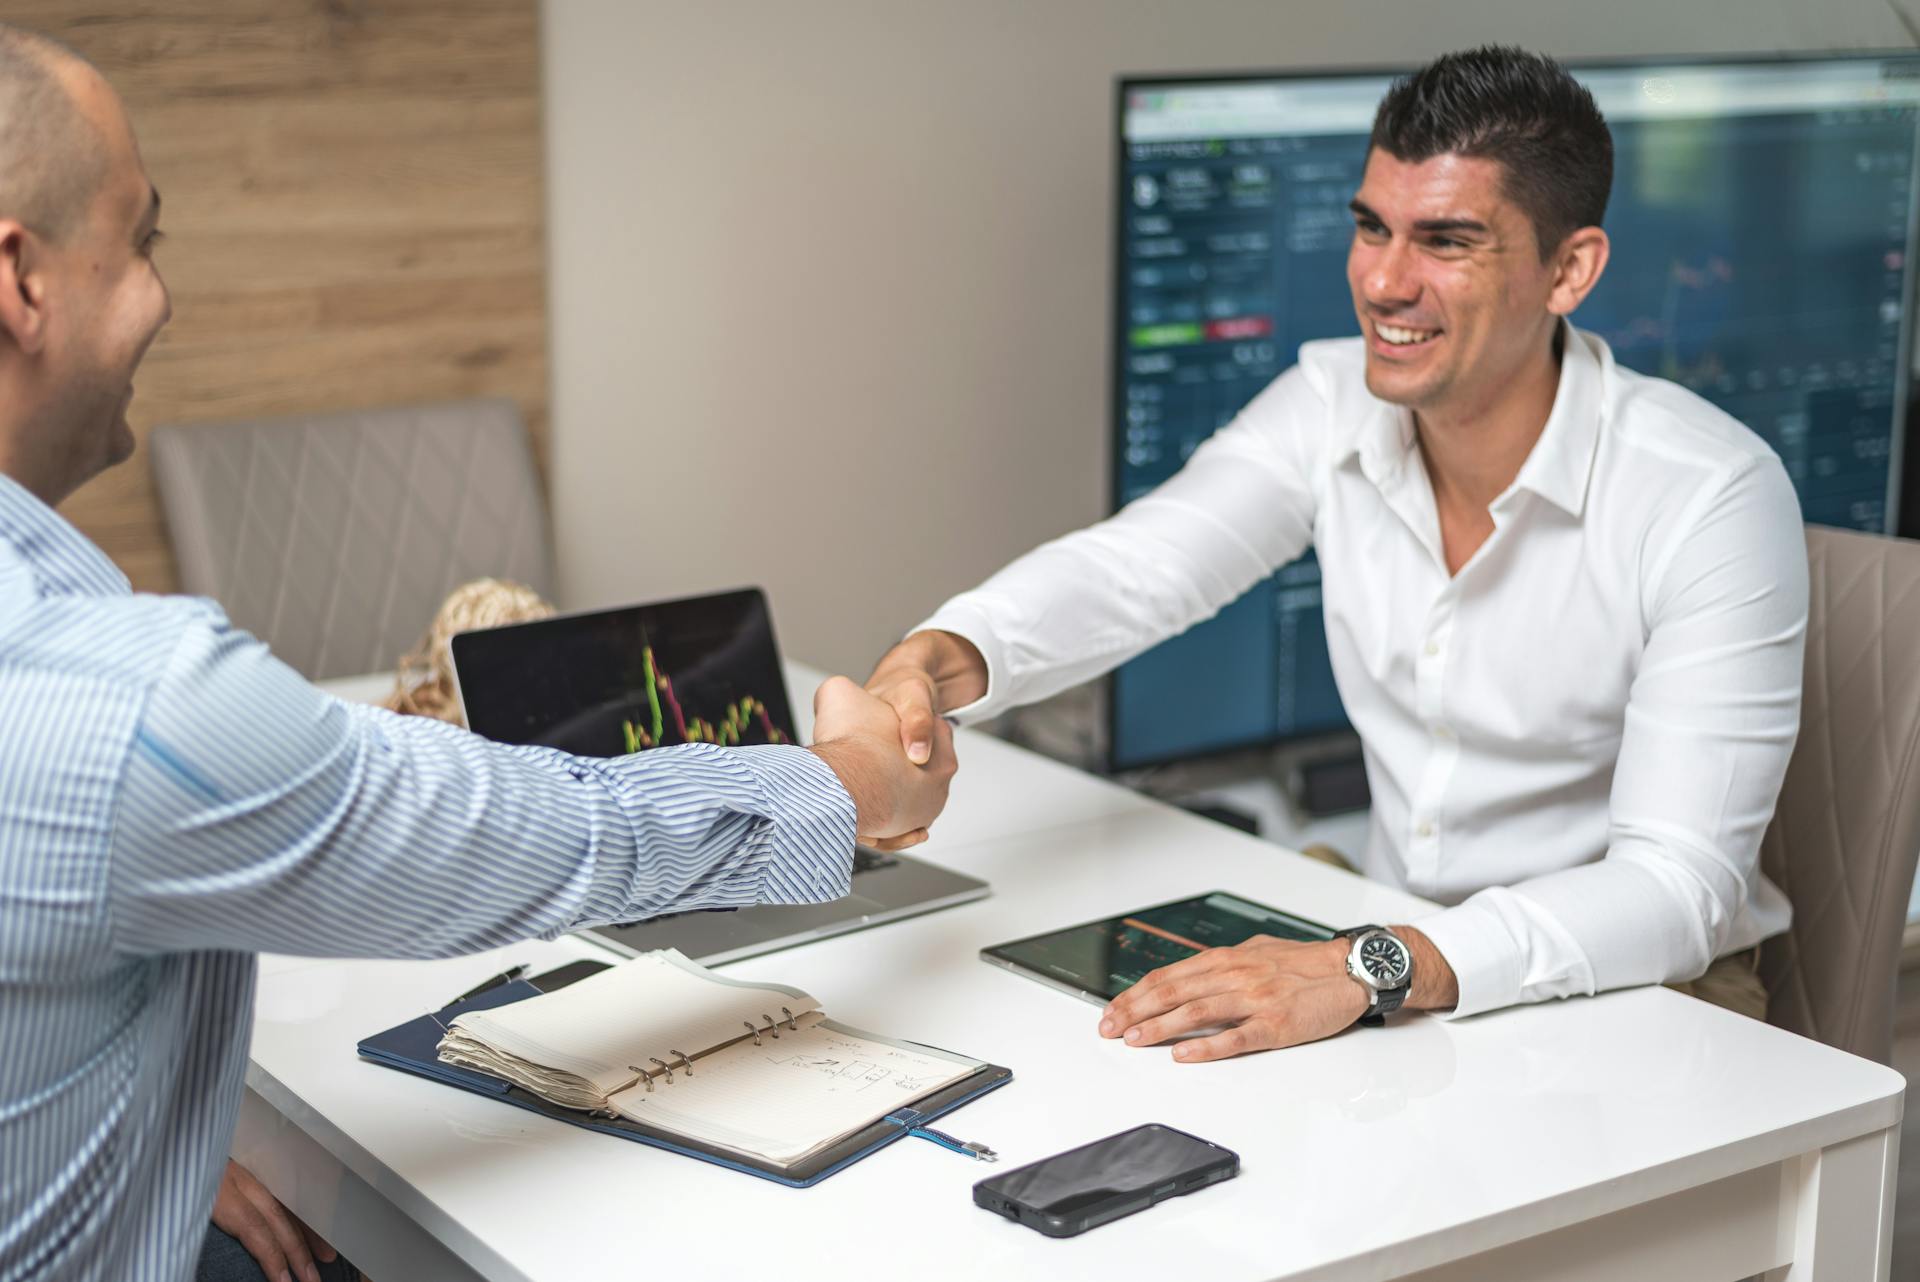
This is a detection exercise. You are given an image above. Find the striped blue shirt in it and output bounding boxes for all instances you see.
[0,473,857,1281]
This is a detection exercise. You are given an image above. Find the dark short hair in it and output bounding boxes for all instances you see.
[1369,46,1612,260]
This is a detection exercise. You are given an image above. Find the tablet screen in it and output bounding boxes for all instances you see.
[981,892,1336,1004]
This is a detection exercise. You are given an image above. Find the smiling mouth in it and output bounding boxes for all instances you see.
[1373,320,1441,347]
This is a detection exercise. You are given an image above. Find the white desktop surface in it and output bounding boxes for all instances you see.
[238,669,1907,1280]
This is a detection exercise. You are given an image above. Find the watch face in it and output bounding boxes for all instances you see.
[1359,935,1410,986]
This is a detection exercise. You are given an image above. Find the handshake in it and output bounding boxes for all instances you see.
[807,631,989,850]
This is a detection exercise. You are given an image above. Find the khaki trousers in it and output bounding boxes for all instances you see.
[1295,844,1769,1021]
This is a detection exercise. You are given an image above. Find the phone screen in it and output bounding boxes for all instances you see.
[975,1124,1236,1235]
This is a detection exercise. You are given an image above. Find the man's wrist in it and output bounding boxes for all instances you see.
[1392,925,1458,1012]
[808,740,882,835]
[876,630,987,708]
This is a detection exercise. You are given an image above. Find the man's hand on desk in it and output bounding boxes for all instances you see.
[810,676,957,850]
[1097,928,1460,1061]
[864,630,988,764]
[211,1159,338,1282]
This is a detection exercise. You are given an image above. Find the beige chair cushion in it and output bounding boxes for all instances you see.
[1759,524,1920,1064]
[150,399,553,681]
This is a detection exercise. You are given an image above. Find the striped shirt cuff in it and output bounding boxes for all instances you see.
[725,744,857,905]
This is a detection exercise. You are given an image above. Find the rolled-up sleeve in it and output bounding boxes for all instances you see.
[105,606,855,960]
[1417,456,1807,1018]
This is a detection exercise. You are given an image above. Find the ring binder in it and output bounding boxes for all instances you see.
[544,999,831,1108]
[379,951,1013,1186]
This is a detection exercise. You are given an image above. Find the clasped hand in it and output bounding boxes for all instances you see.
[808,676,957,849]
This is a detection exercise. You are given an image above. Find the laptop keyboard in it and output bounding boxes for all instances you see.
[853,847,899,875]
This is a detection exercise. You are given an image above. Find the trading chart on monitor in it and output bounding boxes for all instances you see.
[454,590,798,759]
[1110,56,1920,769]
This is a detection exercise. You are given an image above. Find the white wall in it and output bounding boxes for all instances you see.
[543,0,1915,676]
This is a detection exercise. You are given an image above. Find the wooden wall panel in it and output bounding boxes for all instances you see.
[14,1,547,592]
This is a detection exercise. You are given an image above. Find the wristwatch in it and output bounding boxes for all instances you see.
[1335,925,1413,1027]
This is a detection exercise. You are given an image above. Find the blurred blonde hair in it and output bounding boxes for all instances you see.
[385,578,556,724]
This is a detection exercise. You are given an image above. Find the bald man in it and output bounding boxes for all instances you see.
[0,28,957,1282]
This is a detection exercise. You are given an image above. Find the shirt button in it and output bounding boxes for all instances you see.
[1434,725,1454,742]
[1424,640,1441,657]
[1416,819,1434,839]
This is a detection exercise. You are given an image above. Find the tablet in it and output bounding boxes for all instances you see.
[980,892,1336,1007]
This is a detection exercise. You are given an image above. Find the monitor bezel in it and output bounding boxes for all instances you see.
[1105,49,1920,774]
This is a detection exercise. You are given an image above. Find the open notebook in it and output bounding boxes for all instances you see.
[360,950,1010,1185]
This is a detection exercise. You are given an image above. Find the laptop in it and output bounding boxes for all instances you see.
[449,587,989,965]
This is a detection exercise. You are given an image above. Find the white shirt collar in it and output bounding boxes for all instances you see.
[1338,318,1606,520]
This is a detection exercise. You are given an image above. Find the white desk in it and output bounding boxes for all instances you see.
[235,671,1906,1280]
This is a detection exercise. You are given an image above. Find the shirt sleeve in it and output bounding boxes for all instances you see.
[916,363,1332,723]
[104,605,856,960]
[1415,456,1808,1018]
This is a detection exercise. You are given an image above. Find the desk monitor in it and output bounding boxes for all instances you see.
[1110,54,1920,769]
[981,891,1334,1006]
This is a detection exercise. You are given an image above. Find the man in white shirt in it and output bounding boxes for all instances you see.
[866,46,1807,1060]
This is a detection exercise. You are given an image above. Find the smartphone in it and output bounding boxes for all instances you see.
[972,1124,1238,1237]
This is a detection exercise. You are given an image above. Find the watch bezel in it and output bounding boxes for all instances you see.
[1344,927,1412,1001]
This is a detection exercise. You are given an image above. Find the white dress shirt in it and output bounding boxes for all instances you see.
[919,324,1807,1019]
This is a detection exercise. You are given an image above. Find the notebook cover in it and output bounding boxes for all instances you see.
[356,962,1012,1188]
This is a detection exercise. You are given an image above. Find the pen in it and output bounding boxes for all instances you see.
[449,963,529,1006]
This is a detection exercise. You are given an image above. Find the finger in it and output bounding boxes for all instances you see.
[240,1179,320,1282]
[1099,953,1236,1033]
[1177,979,1365,1060]
[1169,1018,1286,1063]
[297,1219,339,1264]
[1121,992,1252,1048]
[228,1198,293,1282]
[1102,973,1202,1035]
[860,829,928,851]
[925,713,960,779]
[882,681,938,764]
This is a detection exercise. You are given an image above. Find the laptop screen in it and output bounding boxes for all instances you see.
[449,588,799,757]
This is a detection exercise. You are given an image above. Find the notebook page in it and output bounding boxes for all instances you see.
[447,951,818,1098]
[610,1018,978,1164]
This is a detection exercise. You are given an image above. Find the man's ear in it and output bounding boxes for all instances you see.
[0,222,49,356]
[1546,226,1609,318]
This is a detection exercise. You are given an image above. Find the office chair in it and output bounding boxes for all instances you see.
[151,398,554,681]
[1759,524,1920,1065]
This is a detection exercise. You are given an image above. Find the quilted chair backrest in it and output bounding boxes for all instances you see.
[150,399,553,682]
[1758,524,1920,1064]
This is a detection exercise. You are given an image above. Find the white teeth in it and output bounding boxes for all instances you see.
[1376,322,1438,345]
